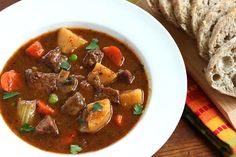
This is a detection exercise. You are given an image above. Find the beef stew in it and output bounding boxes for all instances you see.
[0,28,149,154]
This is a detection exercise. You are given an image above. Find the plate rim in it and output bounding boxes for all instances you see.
[0,0,187,157]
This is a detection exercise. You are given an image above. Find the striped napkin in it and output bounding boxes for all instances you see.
[185,77,236,157]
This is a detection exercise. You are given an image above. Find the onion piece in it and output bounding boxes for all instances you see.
[17,99,36,125]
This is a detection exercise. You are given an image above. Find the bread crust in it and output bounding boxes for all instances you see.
[172,0,193,36]
[158,0,179,26]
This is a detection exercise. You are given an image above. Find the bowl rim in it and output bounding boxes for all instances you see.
[0,0,187,157]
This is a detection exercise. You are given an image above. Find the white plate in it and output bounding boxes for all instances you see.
[0,0,187,157]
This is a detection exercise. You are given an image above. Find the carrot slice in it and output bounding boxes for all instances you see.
[1,70,21,92]
[114,114,123,126]
[37,100,55,115]
[26,41,45,58]
[103,46,124,66]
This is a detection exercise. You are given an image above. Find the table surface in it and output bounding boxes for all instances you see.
[0,0,221,156]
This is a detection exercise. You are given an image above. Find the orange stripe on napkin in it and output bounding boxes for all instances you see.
[187,77,236,142]
[186,80,218,123]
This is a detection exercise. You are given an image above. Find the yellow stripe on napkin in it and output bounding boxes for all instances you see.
[206,117,236,141]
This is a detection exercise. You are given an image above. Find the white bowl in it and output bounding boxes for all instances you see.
[0,0,187,157]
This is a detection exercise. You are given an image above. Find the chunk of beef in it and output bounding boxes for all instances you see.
[58,75,79,94]
[96,87,119,104]
[42,47,68,72]
[82,49,104,68]
[88,75,104,91]
[25,69,80,94]
[79,80,93,92]
[25,69,58,93]
[35,115,59,135]
[118,69,135,84]
[61,92,86,116]
[77,109,89,131]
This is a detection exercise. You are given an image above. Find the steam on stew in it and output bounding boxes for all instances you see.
[0,28,149,154]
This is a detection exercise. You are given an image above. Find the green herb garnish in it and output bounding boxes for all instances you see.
[3,92,20,100]
[86,38,99,50]
[133,104,144,115]
[60,61,71,71]
[92,102,103,112]
[70,145,82,154]
[19,123,35,133]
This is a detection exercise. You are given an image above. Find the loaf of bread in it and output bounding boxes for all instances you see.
[172,0,193,35]
[158,0,179,26]
[191,0,221,36]
[157,0,236,98]
[206,37,236,97]
[197,1,236,60]
[208,8,236,57]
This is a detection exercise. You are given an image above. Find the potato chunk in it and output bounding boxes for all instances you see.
[85,99,113,133]
[120,89,144,107]
[58,28,88,54]
[88,63,117,85]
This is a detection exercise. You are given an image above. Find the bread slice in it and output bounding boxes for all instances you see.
[158,0,179,27]
[206,37,236,97]
[172,0,193,36]
[191,0,221,36]
[208,8,236,58]
[197,1,236,60]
